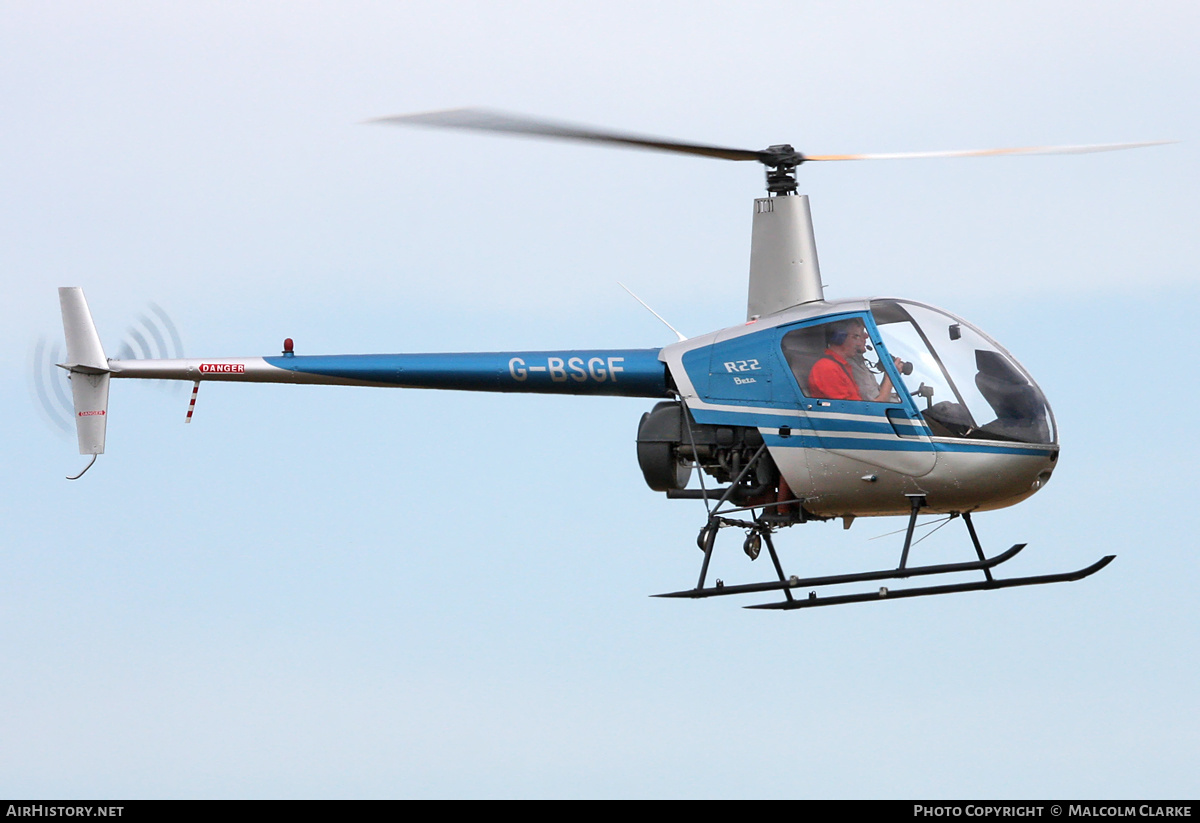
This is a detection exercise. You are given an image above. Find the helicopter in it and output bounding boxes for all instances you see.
[56,109,1166,609]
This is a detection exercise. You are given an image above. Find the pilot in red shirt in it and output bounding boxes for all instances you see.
[807,319,898,402]
[808,347,862,400]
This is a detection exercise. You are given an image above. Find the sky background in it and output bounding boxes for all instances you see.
[1,0,1197,799]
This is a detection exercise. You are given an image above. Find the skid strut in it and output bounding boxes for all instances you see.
[660,482,1114,608]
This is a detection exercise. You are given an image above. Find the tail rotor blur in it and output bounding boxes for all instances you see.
[113,303,185,365]
[31,299,185,442]
[30,337,74,437]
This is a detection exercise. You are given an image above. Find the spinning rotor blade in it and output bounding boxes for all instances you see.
[804,141,1175,162]
[369,108,770,163]
[371,109,1171,198]
[372,108,1172,166]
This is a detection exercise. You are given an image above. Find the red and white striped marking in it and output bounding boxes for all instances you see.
[185,381,200,423]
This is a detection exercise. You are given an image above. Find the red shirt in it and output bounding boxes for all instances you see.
[807,349,862,401]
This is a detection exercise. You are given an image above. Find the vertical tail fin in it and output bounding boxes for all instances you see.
[58,287,110,456]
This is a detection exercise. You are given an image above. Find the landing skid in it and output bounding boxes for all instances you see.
[744,555,1114,610]
[657,455,1114,609]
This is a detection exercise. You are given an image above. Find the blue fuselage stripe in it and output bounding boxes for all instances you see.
[695,407,1052,456]
[263,349,670,398]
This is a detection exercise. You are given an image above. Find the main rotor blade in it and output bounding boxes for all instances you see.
[805,141,1175,162]
[368,108,768,163]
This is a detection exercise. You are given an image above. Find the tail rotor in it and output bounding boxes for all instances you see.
[112,303,184,364]
[30,337,74,437]
[34,291,185,478]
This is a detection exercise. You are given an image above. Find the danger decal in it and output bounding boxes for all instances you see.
[199,363,245,374]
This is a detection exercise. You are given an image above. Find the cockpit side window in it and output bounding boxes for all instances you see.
[781,316,899,404]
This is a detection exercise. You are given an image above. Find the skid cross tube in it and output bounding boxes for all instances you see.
[761,530,794,603]
[695,520,720,590]
[962,511,993,582]
[898,494,927,570]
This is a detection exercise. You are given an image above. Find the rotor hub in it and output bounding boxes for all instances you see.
[760,144,806,195]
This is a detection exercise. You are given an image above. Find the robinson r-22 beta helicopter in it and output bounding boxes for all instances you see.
[57,110,1166,609]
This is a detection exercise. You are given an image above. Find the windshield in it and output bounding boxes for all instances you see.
[870,300,1055,444]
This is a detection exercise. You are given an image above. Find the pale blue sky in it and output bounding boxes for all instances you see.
[1,1,1197,798]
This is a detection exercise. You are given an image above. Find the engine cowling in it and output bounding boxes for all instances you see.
[635,401,778,503]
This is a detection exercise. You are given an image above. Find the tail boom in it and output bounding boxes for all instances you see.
[108,349,670,398]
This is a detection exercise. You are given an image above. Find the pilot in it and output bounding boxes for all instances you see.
[807,318,899,402]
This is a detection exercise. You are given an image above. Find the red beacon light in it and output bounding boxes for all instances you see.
[282,338,294,357]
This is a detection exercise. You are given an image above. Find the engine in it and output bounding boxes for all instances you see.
[635,401,779,504]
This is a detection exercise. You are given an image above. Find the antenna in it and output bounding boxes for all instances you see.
[617,282,686,342]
